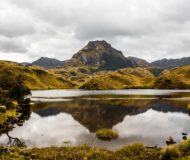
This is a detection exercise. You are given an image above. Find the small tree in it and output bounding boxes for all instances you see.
[0,72,31,104]
[0,72,31,147]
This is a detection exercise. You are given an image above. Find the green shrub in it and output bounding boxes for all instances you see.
[86,148,113,160]
[96,129,118,140]
[179,139,190,155]
[116,144,144,156]
[115,144,160,160]
[161,146,180,160]
[178,156,190,160]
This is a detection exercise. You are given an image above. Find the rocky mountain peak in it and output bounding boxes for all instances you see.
[85,40,111,51]
[79,40,122,55]
[69,40,134,70]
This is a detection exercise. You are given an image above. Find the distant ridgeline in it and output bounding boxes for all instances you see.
[1,40,190,89]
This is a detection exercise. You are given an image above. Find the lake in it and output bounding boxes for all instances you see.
[1,89,190,150]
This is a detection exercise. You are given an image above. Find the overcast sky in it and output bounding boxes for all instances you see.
[0,0,190,62]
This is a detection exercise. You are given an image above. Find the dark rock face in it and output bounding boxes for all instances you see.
[151,57,190,70]
[70,40,134,70]
[32,57,66,69]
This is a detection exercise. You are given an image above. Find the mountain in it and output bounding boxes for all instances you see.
[21,41,190,74]
[67,40,134,71]
[31,57,66,69]
[151,57,190,70]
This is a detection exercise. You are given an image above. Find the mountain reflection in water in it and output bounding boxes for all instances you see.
[0,89,190,150]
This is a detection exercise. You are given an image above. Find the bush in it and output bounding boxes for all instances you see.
[115,144,160,160]
[96,129,118,140]
[179,139,190,155]
[115,144,145,158]
[161,146,180,160]
[86,149,113,160]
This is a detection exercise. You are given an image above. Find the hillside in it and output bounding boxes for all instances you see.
[66,40,134,71]
[0,60,190,89]
[51,66,92,87]
[154,65,190,89]
[0,61,75,90]
[80,67,156,90]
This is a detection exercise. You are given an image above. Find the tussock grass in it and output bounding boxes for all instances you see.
[96,129,118,140]
[2,139,190,159]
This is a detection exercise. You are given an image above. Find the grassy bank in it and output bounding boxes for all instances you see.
[1,140,190,160]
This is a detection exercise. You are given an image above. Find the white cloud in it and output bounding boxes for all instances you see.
[0,0,189,62]
[0,113,90,147]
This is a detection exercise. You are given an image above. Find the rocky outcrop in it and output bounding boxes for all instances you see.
[68,40,134,71]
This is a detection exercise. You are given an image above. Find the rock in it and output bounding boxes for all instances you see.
[166,136,176,146]
[182,133,188,136]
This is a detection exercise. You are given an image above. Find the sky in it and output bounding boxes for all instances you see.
[0,0,190,62]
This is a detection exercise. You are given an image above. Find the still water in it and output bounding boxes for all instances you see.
[1,89,190,150]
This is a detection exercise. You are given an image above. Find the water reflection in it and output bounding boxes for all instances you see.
[0,109,190,150]
[32,98,189,132]
[0,90,190,150]
[0,103,31,147]
[113,109,190,147]
[0,112,90,147]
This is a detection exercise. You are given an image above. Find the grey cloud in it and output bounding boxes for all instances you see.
[0,0,190,62]
[0,36,27,53]
[0,1,36,37]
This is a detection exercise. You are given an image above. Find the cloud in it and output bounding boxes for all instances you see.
[0,1,36,38]
[0,36,27,53]
[0,0,190,62]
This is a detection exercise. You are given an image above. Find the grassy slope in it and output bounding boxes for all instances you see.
[51,66,93,87]
[80,67,156,90]
[1,61,190,90]
[0,61,75,90]
[155,65,190,89]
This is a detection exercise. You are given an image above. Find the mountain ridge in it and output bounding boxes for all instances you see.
[150,57,190,69]
[20,40,190,73]
[31,57,67,69]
